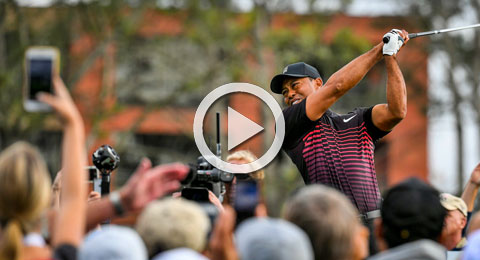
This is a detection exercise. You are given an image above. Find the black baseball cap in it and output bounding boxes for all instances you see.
[270,62,321,94]
[381,178,446,248]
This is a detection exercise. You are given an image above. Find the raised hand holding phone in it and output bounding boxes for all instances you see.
[31,53,88,246]
[37,75,82,124]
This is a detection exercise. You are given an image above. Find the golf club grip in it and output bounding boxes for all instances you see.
[408,33,418,39]
[408,31,437,39]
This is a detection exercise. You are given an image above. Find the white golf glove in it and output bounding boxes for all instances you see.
[383,29,404,56]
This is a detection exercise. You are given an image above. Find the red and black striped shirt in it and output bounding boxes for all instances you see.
[282,99,389,214]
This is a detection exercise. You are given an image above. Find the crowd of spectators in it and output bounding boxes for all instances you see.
[2,76,480,260]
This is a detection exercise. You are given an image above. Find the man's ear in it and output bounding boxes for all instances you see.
[460,215,467,229]
[314,77,323,89]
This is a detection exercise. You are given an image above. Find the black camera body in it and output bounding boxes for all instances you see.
[181,155,234,201]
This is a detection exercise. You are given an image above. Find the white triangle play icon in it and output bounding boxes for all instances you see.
[228,107,264,151]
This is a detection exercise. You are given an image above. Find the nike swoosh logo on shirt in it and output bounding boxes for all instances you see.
[343,115,356,123]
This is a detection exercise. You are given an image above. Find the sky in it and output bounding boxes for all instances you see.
[16,0,406,15]
[14,0,480,193]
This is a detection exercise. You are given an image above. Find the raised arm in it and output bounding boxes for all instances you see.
[85,159,188,230]
[306,43,384,120]
[462,163,480,212]
[372,29,409,131]
[38,76,87,247]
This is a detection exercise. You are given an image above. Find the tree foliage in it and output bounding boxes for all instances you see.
[400,0,480,193]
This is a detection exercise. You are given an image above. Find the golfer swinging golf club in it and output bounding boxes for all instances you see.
[270,29,409,222]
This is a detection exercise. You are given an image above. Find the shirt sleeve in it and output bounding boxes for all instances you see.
[53,244,77,260]
[282,99,316,149]
[362,106,391,142]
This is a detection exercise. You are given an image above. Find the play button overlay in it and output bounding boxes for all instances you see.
[227,107,264,151]
[193,83,285,174]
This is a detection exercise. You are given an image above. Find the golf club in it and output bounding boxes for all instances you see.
[383,23,480,43]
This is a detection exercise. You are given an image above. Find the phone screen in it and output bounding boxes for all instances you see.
[234,180,259,226]
[234,180,258,212]
[29,59,52,99]
[86,166,98,182]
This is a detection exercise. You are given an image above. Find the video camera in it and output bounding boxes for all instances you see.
[181,155,234,201]
[87,144,120,196]
[181,112,234,203]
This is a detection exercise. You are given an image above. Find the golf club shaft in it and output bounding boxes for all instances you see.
[409,23,480,39]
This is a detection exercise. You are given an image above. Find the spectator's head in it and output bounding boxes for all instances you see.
[0,142,52,260]
[439,193,467,249]
[152,248,209,260]
[283,185,369,260]
[226,150,264,181]
[135,198,210,258]
[79,225,148,260]
[235,217,313,260]
[378,178,446,249]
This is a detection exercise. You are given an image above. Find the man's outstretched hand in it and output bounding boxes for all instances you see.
[119,158,189,213]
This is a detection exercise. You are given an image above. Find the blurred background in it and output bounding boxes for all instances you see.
[1,0,480,215]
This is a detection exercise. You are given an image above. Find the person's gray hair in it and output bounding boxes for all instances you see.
[226,150,264,180]
[283,185,360,260]
[135,198,210,257]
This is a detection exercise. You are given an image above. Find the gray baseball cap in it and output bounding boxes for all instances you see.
[79,225,148,260]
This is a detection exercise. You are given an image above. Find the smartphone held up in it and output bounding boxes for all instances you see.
[23,46,60,112]
[234,180,259,226]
